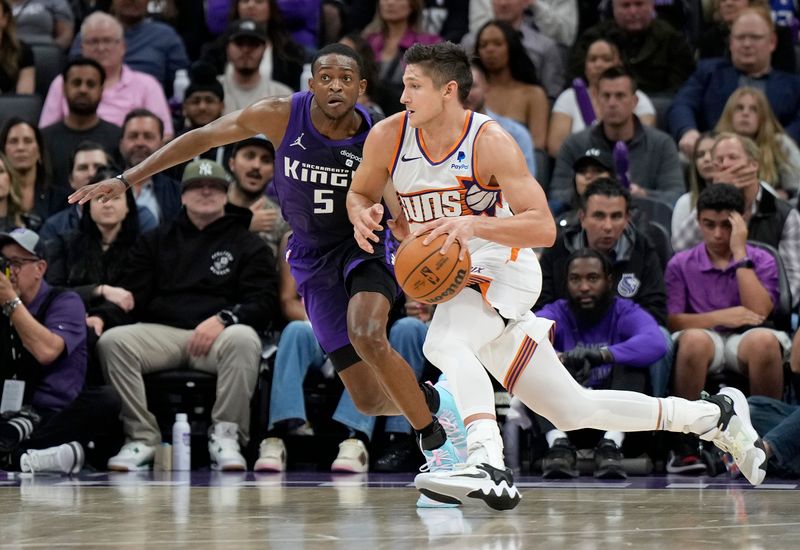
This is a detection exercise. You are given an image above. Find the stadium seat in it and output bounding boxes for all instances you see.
[0,94,43,129]
[31,44,65,98]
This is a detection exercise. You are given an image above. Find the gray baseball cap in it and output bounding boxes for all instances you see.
[0,228,45,258]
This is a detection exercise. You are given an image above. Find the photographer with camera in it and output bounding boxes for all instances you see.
[534,248,667,480]
[0,228,121,475]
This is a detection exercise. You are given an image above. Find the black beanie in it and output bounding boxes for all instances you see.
[185,62,224,102]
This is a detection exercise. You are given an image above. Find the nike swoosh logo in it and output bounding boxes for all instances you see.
[401,154,421,162]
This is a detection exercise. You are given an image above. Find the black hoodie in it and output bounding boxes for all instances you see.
[536,222,667,327]
[98,204,277,330]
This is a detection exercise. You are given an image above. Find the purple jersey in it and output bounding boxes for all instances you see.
[272,92,373,250]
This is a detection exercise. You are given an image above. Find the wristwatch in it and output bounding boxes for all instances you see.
[734,257,755,270]
[2,297,22,317]
[216,309,239,328]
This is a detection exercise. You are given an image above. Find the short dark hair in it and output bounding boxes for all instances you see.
[579,177,631,211]
[122,108,164,139]
[598,65,637,93]
[566,247,613,279]
[67,140,113,174]
[312,43,364,80]
[62,56,106,85]
[696,183,745,215]
[404,42,473,104]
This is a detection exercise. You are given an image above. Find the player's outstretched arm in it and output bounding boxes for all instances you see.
[68,97,292,205]
[347,115,402,253]
[421,123,557,253]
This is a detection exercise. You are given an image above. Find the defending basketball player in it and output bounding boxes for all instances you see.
[65,44,469,494]
[348,42,768,507]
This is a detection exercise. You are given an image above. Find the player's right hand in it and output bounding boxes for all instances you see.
[353,203,384,253]
[68,177,127,205]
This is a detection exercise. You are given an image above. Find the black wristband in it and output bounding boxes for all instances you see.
[115,173,132,189]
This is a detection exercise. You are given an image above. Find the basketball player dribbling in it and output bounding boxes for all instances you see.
[66,44,469,500]
[348,42,768,508]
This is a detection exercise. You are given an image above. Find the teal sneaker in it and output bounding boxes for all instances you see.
[431,382,468,463]
[417,438,460,508]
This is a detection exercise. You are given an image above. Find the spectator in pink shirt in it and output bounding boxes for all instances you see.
[39,12,173,139]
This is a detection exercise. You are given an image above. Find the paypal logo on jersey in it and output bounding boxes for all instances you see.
[450,150,469,171]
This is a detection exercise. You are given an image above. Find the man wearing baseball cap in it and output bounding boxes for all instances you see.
[221,20,293,114]
[0,228,107,474]
[96,159,278,472]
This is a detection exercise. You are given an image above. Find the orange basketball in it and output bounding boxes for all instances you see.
[394,231,471,304]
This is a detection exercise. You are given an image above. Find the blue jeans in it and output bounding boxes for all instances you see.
[268,321,374,436]
[268,318,429,439]
[648,327,674,398]
[383,317,430,434]
[748,396,800,476]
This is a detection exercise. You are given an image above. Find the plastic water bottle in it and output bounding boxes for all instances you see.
[172,69,190,103]
[300,63,313,92]
[172,413,191,471]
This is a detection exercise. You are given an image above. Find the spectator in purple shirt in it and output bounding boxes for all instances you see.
[0,227,122,475]
[535,247,667,480]
[665,183,789,474]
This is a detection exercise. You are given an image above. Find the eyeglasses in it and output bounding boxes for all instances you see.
[1,256,40,269]
[82,37,122,48]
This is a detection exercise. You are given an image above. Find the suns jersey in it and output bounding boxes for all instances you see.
[389,110,511,254]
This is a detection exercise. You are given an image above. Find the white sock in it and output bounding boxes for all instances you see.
[658,397,721,437]
[545,429,568,448]
[466,419,505,469]
[603,431,624,448]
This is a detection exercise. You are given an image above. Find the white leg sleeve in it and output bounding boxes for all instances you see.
[423,288,505,419]
[479,323,720,434]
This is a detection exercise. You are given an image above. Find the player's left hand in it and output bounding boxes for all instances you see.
[353,203,384,253]
[187,316,225,357]
[416,216,475,260]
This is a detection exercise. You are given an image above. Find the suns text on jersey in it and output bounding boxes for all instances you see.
[398,189,464,222]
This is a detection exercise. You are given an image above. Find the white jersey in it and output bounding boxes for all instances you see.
[390,110,510,255]
[389,110,548,331]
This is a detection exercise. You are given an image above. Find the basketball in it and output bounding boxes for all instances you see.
[393,231,471,304]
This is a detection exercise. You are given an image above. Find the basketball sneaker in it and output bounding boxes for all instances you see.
[699,387,767,486]
[331,438,369,473]
[209,422,247,471]
[107,441,155,471]
[416,439,461,508]
[20,442,84,475]
[432,382,468,463]
[416,422,521,510]
[254,437,287,472]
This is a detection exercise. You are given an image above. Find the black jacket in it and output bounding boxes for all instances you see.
[536,222,668,326]
[97,204,278,331]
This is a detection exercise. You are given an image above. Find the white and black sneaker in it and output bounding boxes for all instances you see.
[415,462,521,511]
[20,442,84,475]
[700,387,767,485]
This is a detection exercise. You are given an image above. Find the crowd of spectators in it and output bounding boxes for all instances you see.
[1,0,800,478]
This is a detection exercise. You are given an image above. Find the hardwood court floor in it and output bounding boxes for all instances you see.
[1,472,799,549]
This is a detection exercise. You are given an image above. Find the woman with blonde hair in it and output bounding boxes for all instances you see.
[0,152,25,231]
[715,86,800,198]
[0,0,34,94]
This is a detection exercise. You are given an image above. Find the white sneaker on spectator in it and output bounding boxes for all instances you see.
[107,441,155,471]
[331,438,369,473]
[209,422,247,471]
[20,442,84,475]
[254,438,287,472]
